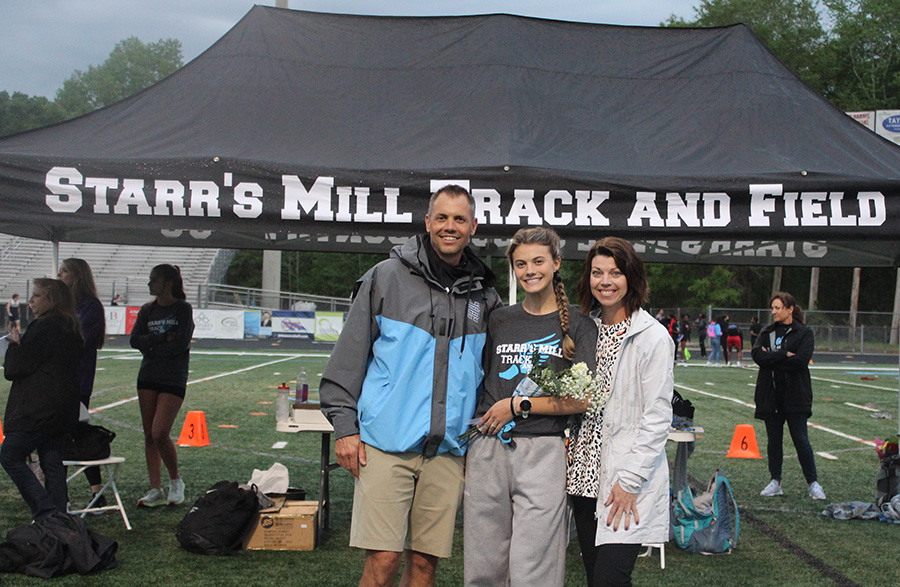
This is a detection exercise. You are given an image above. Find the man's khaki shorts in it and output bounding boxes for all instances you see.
[349,446,464,558]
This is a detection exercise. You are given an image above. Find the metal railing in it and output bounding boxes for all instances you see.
[199,283,352,314]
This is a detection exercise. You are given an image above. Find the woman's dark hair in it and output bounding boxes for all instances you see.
[152,264,187,300]
[576,237,648,316]
[770,291,804,324]
[61,258,105,349]
[506,226,575,360]
[32,278,82,335]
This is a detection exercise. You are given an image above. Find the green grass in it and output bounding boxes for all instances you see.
[1,345,898,585]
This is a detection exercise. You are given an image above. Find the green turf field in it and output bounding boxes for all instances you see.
[0,343,898,586]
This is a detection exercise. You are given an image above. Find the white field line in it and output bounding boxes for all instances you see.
[694,365,897,372]
[677,383,755,408]
[844,402,880,412]
[809,366,897,371]
[675,383,877,447]
[807,422,876,446]
[810,375,896,392]
[186,355,304,385]
[90,354,303,413]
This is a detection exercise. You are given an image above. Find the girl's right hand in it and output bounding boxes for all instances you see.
[478,398,515,436]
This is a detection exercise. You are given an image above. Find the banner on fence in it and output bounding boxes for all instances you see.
[192,309,245,339]
[314,312,344,342]
[272,311,315,339]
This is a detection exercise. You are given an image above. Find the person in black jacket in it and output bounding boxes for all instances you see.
[1,278,83,521]
[752,292,825,500]
[58,257,107,507]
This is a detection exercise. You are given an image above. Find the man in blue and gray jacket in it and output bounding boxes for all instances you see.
[321,184,501,587]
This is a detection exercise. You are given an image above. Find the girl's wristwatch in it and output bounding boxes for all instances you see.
[519,397,532,419]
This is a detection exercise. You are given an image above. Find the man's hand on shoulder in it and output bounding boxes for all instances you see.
[335,434,367,478]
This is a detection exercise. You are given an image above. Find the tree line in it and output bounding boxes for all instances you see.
[665,0,900,111]
[0,37,182,137]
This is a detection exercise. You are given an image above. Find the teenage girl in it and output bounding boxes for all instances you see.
[130,264,194,507]
[6,293,21,332]
[58,257,107,505]
[464,227,598,587]
[1,279,82,520]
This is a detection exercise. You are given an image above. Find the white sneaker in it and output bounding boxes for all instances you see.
[168,476,185,505]
[809,481,826,500]
[760,479,783,496]
[138,487,166,507]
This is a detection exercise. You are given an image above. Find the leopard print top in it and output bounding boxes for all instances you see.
[566,316,630,498]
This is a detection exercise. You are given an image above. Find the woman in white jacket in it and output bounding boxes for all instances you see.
[568,237,674,587]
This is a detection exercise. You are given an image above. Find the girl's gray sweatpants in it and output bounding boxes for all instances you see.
[463,434,569,586]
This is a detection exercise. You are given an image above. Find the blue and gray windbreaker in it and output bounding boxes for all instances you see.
[320,235,501,457]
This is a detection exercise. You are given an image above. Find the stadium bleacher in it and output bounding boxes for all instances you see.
[0,235,225,308]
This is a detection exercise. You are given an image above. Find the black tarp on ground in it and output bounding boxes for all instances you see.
[1,6,899,265]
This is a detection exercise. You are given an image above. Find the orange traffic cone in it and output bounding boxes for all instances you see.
[725,424,762,459]
[177,411,210,447]
[0,416,4,443]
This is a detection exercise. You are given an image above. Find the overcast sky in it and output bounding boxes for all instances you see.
[2,1,700,99]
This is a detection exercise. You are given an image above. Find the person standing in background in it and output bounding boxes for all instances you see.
[753,292,825,500]
[58,258,107,509]
[749,315,762,348]
[680,313,692,362]
[6,293,21,332]
[725,321,744,367]
[1,279,82,521]
[696,314,708,358]
[130,264,194,508]
[719,315,731,365]
[706,317,723,366]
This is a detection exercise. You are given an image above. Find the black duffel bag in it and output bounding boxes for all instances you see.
[176,481,260,556]
[62,422,116,461]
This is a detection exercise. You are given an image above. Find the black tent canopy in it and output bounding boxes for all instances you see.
[1,6,899,265]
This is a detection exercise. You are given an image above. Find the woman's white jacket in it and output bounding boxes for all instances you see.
[595,307,674,546]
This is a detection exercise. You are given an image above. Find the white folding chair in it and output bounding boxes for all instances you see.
[64,456,132,530]
[639,543,665,569]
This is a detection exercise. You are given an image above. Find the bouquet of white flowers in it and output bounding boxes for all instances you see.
[522,349,608,412]
[458,350,606,448]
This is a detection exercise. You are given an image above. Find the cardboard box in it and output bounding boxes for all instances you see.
[244,499,318,551]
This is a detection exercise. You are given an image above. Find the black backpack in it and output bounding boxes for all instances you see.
[877,455,900,508]
[176,481,260,555]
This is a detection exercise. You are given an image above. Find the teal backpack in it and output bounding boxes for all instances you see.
[673,469,739,554]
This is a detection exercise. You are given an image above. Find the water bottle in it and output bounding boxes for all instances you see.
[276,383,291,423]
[295,366,309,405]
